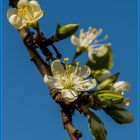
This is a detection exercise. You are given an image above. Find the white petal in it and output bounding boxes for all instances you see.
[9,15,27,29]
[112,81,131,94]
[96,70,112,82]
[17,0,29,8]
[44,75,63,89]
[78,65,91,78]
[61,89,78,102]
[70,65,91,78]
[71,35,79,46]
[75,79,96,91]
[51,60,65,76]
[29,0,44,20]
[7,8,18,19]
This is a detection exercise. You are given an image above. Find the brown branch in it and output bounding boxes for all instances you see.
[19,28,83,140]
[19,28,51,77]
[61,108,82,140]
[8,1,84,140]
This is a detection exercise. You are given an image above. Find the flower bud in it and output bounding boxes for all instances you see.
[96,92,124,105]
[55,24,79,41]
[96,72,119,91]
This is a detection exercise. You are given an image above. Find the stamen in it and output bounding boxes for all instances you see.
[64,58,69,61]
[18,7,28,16]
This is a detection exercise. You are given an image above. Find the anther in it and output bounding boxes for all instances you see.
[64,58,69,61]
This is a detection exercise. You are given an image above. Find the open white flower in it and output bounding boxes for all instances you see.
[71,27,111,60]
[44,58,96,102]
[7,0,44,29]
[111,81,131,95]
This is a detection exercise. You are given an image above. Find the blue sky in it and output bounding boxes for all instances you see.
[2,0,138,140]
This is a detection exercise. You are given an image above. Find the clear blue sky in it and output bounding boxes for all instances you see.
[2,0,138,140]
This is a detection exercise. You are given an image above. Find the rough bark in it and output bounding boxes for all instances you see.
[8,1,83,139]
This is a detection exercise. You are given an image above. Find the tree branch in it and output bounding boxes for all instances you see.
[61,108,82,140]
[8,1,84,140]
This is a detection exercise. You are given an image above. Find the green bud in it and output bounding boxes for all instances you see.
[96,92,124,105]
[96,72,119,91]
[103,108,134,124]
[55,24,79,41]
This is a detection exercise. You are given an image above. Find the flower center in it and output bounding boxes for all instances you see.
[18,7,28,16]
[62,59,80,89]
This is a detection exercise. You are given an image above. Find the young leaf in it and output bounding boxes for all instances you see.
[103,108,134,124]
[88,110,107,140]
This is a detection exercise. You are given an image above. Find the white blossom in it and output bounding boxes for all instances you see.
[44,58,96,102]
[7,0,44,29]
[71,27,111,61]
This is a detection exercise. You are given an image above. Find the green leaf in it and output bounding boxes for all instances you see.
[55,24,79,41]
[103,108,134,124]
[87,45,113,70]
[96,92,124,106]
[88,110,107,140]
[95,73,119,91]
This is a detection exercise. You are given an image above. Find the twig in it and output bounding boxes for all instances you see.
[8,1,84,140]
[61,108,82,140]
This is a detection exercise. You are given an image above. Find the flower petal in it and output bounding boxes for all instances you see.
[70,65,91,78]
[61,89,78,102]
[75,79,96,91]
[71,35,79,46]
[78,65,91,78]
[9,15,27,29]
[17,0,29,8]
[51,60,65,76]
[44,75,63,89]
[7,8,18,20]
[29,0,44,20]
[112,81,131,94]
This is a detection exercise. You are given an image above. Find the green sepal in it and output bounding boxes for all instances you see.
[56,23,61,33]
[88,110,107,140]
[103,108,134,124]
[95,72,119,91]
[55,24,79,41]
[87,45,113,70]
